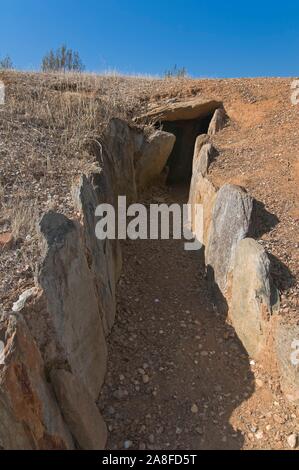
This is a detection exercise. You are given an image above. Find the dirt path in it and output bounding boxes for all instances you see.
[99,185,299,451]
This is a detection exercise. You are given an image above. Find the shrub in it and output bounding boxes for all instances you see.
[164,65,187,79]
[41,45,85,72]
[0,55,14,70]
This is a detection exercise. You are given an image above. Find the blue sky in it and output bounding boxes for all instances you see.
[0,0,298,77]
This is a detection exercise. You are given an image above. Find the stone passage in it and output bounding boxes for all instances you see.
[100,186,256,450]
[161,115,213,184]
[144,98,225,185]
[4,105,295,451]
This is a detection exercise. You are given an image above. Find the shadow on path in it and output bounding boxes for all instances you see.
[100,185,254,450]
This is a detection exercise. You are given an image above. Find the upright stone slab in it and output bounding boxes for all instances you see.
[208,108,227,135]
[194,142,218,178]
[188,142,218,244]
[231,238,279,358]
[73,175,119,335]
[39,211,107,399]
[191,134,210,170]
[0,314,74,449]
[206,184,253,294]
[51,369,107,450]
[104,118,137,203]
[135,130,176,190]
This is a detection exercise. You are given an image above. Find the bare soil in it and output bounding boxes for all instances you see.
[100,185,299,451]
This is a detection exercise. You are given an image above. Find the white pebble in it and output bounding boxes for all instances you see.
[191,404,199,414]
[124,440,133,449]
[287,434,297,449]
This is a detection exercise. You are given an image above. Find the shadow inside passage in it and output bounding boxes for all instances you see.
[159,114,214,186]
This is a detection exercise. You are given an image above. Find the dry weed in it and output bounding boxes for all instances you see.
[9,201,38,240]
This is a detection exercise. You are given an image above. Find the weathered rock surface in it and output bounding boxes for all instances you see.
[51,369,107,449]
[192,135,210,168]
[276,322,299,405]
[192,175,217,247]
[231,238,278,358]
[104,118,137,203]
[73,175,118,335]
[141,98,222,122]
[0,314,74,449]
[39,211,107,399]
[194,142,218,177]
[206,184,253,294]
[208,108,227,135]
[188,142,218,244]
[93,147,123,285]
[135,130,176,189]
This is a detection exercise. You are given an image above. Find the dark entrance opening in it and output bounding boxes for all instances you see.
[159,113,214,185]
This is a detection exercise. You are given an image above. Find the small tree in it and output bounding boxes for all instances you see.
[41,45,85,72]
[0,55,14,70]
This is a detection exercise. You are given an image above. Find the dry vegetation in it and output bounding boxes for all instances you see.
[0,71,191,308]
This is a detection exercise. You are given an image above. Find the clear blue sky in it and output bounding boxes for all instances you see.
[0,0,298,77]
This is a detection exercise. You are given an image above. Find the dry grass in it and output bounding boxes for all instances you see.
[0,70,196,307]
[10,201,38,240]
[0,70,196,222]
[0,71,157,215]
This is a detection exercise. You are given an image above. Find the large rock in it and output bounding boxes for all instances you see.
[51,369,107,449]
[192,134,210,168]
[194,142,218,178]
[38,211,107,399]
[231,238,279,358]
[188,142,218,244]
[0,314,74,449]
[206,184,253,294]
[208,108,227,135]
[190,175,217,247]
[104,118,137,203]
[73,175,119,335]
[135,130,176,189]
[93,150,123,284]
[275,322,299,405]
[141,98,222,122]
